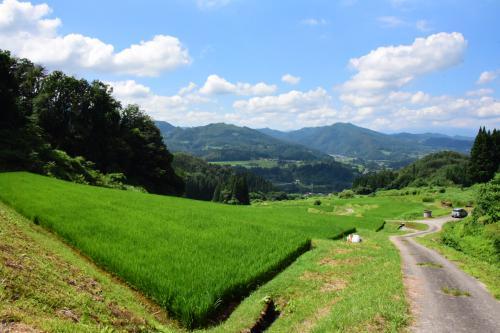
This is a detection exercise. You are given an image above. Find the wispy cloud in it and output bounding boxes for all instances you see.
[477,70,500,85]
[416,19,432,32]
[281,74,301,85]
[377,16,433,32]
[196,0,231,9]
[377,16,406,28]
[301,18,328,26]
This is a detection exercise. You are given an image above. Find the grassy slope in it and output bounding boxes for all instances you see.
[0,201,177,333]
[0,172,371,327]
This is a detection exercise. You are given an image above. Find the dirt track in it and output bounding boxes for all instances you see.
[390,216,500,333]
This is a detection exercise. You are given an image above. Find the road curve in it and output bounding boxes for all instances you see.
[390,216,500,333]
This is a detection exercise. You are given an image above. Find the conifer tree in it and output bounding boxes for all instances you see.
[470,127,496,183]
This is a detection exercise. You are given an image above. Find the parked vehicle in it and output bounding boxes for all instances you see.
[451,208,468,218]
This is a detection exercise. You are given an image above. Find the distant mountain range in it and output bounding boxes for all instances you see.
[156,121,473,163]
[156,122,326,161]
[259,123,473,161]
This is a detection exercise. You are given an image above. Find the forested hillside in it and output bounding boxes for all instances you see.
[159,123,327,161]
[353,128,499,193]
[0,50,183,195]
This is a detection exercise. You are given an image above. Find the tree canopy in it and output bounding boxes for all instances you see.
[0,50,183,195]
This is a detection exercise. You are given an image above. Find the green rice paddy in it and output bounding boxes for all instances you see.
[0,172,371,328]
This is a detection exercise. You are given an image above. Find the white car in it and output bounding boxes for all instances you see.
[451,208,468,218]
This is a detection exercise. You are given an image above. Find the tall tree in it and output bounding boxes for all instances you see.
[231,175,250,205]
[470,127,496,183]
[0,51,44,170]
[120,105,184,195]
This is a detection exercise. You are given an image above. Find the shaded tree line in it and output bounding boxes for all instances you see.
[0,50,183,195]
[247,160,357,193]
[172,153,275,205]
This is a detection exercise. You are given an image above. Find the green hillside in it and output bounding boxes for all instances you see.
[0,172,371,328]
[353,151,472,193]
[160,123,327,161]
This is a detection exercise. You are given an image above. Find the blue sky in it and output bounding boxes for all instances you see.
[1,0,499,135]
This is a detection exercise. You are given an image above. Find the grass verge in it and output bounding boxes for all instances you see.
[441,287,470,297]
[417,232,500,299]
[199,228,409,333]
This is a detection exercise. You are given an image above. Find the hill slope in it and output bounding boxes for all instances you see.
[158,123,327,161]
[353,151,472,192]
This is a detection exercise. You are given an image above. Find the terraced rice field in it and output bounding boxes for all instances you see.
[0,172,377,328]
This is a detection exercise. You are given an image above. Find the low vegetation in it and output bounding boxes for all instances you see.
[441,287,470,297]
[440,174,499,264]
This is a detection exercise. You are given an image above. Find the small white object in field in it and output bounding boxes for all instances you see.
[346,234,362,243]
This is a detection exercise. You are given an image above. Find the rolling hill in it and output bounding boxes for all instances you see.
[156,122,327,161]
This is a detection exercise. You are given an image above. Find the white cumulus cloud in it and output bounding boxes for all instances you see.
[0,0,191,76]
[233,87,332,114]
[107,80,212,124]
[199,74,277,96]
[342,32,467,94]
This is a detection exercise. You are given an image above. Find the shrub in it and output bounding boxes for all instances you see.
[313,199,321,206]
[338,189,354,199]
[441,200,453,207]
[354,186,373,195]
[422,196,434,203]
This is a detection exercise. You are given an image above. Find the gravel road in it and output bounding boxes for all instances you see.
[390,216,500,333]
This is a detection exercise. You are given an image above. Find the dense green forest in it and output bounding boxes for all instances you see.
[172,153,274,204]
[353,129,499,193]
[246,159,357,193]
[0,50,183,195]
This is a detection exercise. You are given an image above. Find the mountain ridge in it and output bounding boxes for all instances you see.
[155,121,474,163]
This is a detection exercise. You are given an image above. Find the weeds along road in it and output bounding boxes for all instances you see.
[390,216,500,333]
